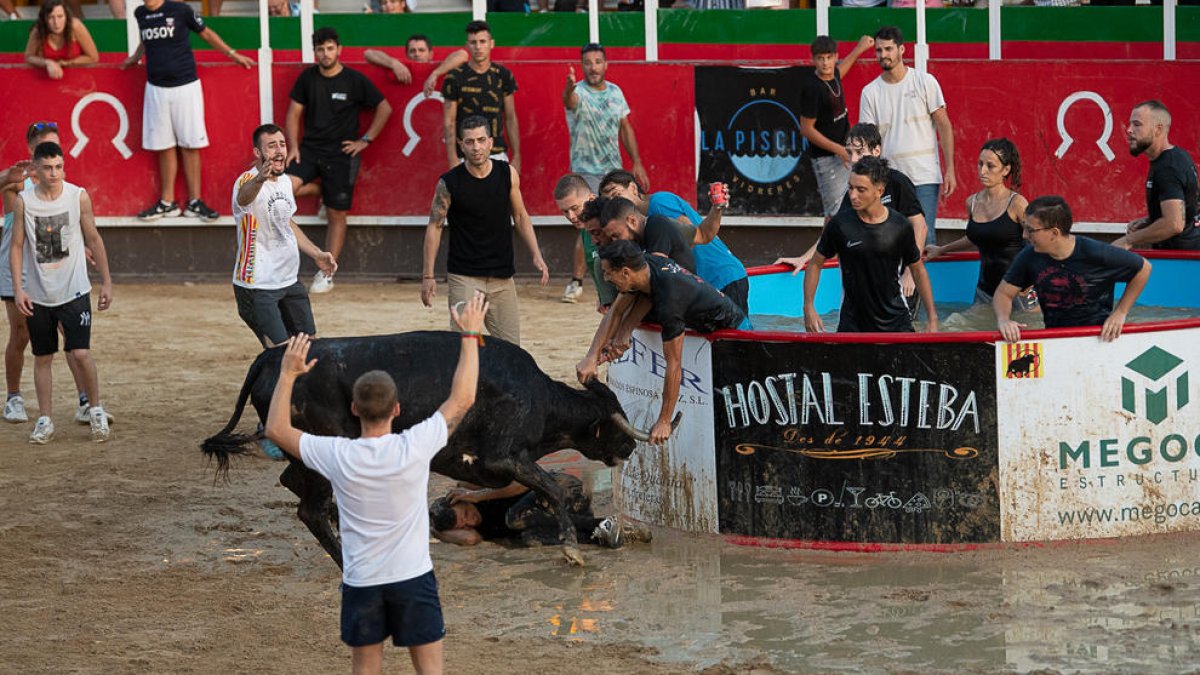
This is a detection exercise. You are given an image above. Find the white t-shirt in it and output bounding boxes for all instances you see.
[300,412,449,587]
[230,168,300,290]
[18,182,91,307]
[858,68,947,186]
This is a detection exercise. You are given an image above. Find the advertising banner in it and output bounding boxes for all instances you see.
[996,328,1200,542]
[713,339,1000,544]
[694,66,822,217]
[606,329,719,533]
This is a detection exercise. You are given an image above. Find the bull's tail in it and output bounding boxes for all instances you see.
[201,349,272,478]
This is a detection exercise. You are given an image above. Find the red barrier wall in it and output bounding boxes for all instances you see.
[0,60,1195,223]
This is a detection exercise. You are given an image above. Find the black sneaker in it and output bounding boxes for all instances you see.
[182,199,220,220]
[138,200,179,221]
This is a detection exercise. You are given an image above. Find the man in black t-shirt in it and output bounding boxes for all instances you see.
[1113,100,1200,251]
[439,21,521,172]
[997,196,1150,343]
[800,35,875,219]
[804,156,937,334]
[579,240,744,445]
[777,123,927,296]
[121,0,253,222]
[420,116,548,346]
[285,27,393,295]
[594,196,696,274]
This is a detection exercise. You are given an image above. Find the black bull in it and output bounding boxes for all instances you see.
[201,331,659,566]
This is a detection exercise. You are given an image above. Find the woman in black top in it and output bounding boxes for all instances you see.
[925,138,1036,309]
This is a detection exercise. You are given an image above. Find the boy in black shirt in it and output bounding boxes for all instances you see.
[121,0,253,221]
[799,34,875,219]
[286,27,393,294]
[1113,100,1200,251]
[997,195,1150,342]
[803,156,937,333]
[579,240,743,444]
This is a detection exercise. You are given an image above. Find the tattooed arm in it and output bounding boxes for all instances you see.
[421,178,451,307]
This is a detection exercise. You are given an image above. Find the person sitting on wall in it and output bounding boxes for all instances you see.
[429,474,642,548]
[578,240,745,444]
[995,195,1151,343]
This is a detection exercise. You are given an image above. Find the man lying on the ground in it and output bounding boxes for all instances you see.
[429,472,643,548]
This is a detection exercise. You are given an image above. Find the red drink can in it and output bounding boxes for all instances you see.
[709,182,728,209]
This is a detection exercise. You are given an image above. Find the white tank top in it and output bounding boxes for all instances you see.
[19,181,90,307]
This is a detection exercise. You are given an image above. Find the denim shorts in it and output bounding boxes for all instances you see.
[340,570,446,647]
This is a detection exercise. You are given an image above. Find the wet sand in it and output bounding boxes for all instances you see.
[0,281,1197,674]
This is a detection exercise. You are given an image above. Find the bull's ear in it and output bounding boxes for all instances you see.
[594,422,602,439]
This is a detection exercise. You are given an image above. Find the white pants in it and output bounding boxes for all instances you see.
[142,80,209,151]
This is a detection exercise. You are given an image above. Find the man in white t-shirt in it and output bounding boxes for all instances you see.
[9,142,114,444]
[858,25,956,245]
[232,124,336,348]
[265,293,489,675]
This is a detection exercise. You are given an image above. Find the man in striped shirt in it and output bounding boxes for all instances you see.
[231,123,336,349]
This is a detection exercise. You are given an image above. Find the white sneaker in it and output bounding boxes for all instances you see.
[591,516,622,548]
[76,403,114,425]
[4,395,27,423]
[561,279,583,304]
[29,416,54,444]
[90,406,111,442]
[310,270,334,294]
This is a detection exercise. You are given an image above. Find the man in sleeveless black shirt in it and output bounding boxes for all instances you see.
[804,157,937,333]
[1113,100,1200,251]
[421,116,548,346]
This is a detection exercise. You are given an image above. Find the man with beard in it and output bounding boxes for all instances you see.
[286,27,393,294]
[420,116,548,346]
[803,156,937,334]
[858,25,955,244]
[1112,100,1200,251]
[232,124,337,349]
[559,42,649,303]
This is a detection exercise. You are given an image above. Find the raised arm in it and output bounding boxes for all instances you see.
[836,35,874,79]
[421,179,450,307]
[265,335,318,459]
[509,166,547,285]
[562,66,579,110]
[438,292,489,435]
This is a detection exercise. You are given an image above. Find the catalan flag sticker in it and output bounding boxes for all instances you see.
[1003,342,1043,379]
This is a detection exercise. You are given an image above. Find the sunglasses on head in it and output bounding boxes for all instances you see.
[28,121,58,133]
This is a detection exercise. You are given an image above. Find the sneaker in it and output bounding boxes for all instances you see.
[591,516,623,549]
[76,403,115,425]
[310,270,334,294]
[29,416,54,444]
[182,199,220,221]
[89,406,110,442]
[621,521,653,544]
[561,278,583,304]
[4,395,27,423]
[137,200,179,221]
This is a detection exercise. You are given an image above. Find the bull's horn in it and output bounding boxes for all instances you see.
[610,412,683,442]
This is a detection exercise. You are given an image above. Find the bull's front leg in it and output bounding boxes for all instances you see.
[280,461,343,569]
[509,462,586,567]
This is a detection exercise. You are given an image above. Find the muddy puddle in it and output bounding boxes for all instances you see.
[432,464,1200,674]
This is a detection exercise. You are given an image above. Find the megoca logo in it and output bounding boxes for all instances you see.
[1122,346,1190,424]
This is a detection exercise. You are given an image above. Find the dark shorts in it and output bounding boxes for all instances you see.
[286,145,360,211]
[340,570,446,648]
[28,294,91,356]
[721,277,750,319]
[234,282,316,346]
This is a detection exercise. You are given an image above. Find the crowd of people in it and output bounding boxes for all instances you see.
[2,12,1198,673]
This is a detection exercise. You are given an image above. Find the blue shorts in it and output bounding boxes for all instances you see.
[340,570,445,647]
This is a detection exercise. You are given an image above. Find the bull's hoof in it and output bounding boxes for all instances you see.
[561,545,585,567]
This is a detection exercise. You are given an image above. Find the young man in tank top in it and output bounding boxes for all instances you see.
[420,116,548,346]
[803,156,937,334]
[9,142,113,444]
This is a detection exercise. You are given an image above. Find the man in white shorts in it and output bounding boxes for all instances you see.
[232,123,337,349]
[121,0,252,222]
[9,142,114,444]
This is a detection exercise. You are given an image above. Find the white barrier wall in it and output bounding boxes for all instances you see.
[607,329,719,533]
[996,327,1200,542]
